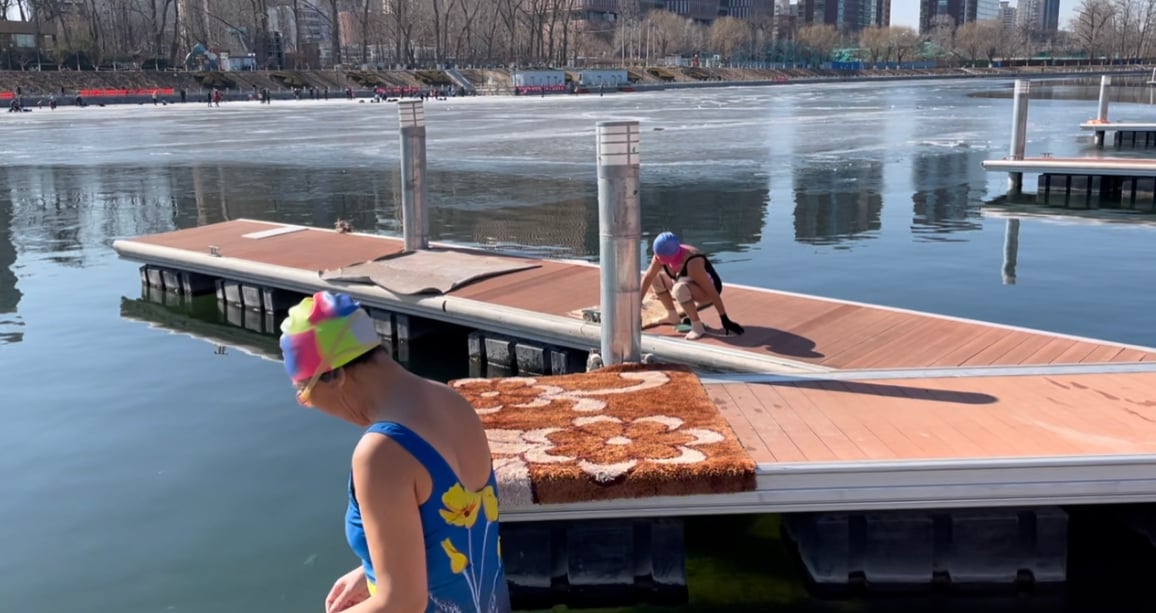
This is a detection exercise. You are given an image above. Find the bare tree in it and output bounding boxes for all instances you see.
[708,16,750,61]
[646,10,686,59]
[1073,0,1116,61]
[858,25,891,63]
[795,23,838,66]
[887,26,921,64]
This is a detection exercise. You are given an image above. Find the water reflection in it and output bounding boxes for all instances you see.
[792,159,883,246]
[910,148,988,241]
[3,166,182,252]
[0,197,22,345]
[120,287,472,382]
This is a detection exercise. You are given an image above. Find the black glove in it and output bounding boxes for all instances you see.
[720,314,745,336]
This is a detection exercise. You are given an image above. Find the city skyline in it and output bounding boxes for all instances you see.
[7,0,1081,32]
[890,0,1074,29]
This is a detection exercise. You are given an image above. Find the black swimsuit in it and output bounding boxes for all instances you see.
[663,253,723,295]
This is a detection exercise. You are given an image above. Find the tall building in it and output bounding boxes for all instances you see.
[663,0,724,21]
[919,0,999,32]
[804,0,889,32]
[722,0,775,18]
[1040,0,1059,33]
[999,0,1016,29]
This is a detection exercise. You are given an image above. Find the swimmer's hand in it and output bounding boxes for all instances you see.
[720,314,745,336]
[325,565,370,613]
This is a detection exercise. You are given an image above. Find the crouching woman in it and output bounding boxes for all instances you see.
[640,232,745,340]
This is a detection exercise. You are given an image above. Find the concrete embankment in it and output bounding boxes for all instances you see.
[2,65,1152,107]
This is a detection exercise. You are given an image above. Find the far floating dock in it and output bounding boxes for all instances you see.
[1080,121,1156,148]
[982,157,1156,210]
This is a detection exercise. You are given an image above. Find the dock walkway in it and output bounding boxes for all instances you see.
[113,219,1155,375]
[113,219,1156,520]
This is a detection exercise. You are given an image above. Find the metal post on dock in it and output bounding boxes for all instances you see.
[1002,218,1019,285]
[1095,75,1112,147]
[596,120,642,366]
[1008,80,1030,193]
[398,99,429,251]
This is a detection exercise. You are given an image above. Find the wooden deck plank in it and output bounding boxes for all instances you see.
[710,372,1156,464]
[833,318,949,370]
[805,379,955,458]
[856,321,992,371]
[1016,338,1082,365]
[717,383,806,463]
[959,331,1038,367]
[706,384,778,463]
[1080,344,1126,364]
[740,383,837,462]
[1116,348,1153,362]
[819,380,938,459]
[757,383,867,461]
[974,376,1090,456]
[119,221,1156,371]
[787,382,897,459]
[1049,341,1104,366]
[891,384,1000,457]
[811,310,913,367]
[924,327,1013,368]
[1037,375,1156,443]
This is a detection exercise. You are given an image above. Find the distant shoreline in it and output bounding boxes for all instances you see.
[3,65,1152,108]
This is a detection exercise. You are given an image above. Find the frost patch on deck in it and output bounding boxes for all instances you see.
[241,225,308,240]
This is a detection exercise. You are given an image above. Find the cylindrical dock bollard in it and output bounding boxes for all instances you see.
[1008,80,1030,193]
[596,120,642,366]
[1097,75,1112,122]
[1095,75,1112,147]
[398,99,429,251]
[1002,217,1019,285]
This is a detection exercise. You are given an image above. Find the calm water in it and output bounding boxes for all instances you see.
[3,80,1156,613]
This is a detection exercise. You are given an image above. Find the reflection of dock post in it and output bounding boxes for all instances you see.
[1095,75,1111,147]
[1002,218,1020,285]
[1008,80,1030,194]
[596,120,642,366]
[398,100,429,251]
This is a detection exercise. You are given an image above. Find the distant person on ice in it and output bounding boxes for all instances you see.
[640,232,745,340]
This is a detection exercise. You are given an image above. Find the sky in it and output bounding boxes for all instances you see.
[889,0,1078,29]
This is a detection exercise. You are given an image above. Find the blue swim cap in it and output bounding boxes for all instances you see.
[653,232,681,257]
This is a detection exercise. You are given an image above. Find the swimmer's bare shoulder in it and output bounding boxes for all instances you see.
[422,380,493,480]
[425,380,483,423]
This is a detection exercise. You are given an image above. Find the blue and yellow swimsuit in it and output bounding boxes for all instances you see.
[345,421,511,613]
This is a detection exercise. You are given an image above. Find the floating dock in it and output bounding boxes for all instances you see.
[985,78,1156,210]
[113,217,1156,519]
[1080,121,1156,148]
[981,157,1156,210]
[115,219,1156,602]
[982,156,1156,177]
[114,218,1156,375]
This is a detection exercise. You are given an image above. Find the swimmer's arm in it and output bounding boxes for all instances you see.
[639,256,660,301]
[686,257,728,316]
[341,436,428,613]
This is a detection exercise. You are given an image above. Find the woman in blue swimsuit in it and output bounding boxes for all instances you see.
[280,291,510,613]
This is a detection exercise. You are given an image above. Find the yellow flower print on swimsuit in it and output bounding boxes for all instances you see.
[345,421,511,613]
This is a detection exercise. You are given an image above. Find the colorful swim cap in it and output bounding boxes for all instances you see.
[279,291,381,384]
[653,232,681,258]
